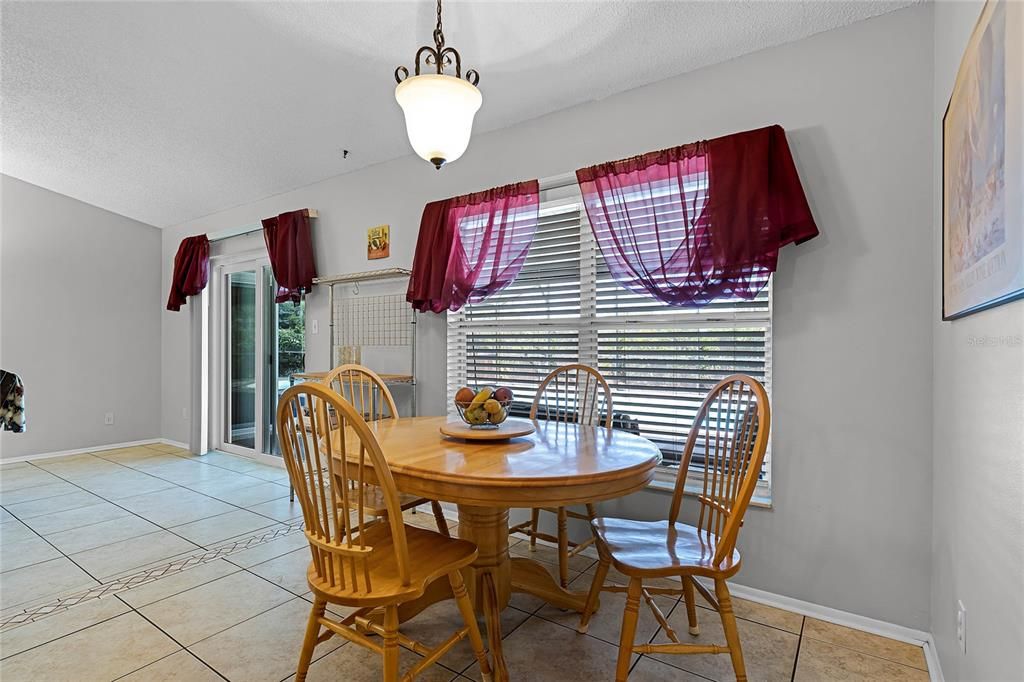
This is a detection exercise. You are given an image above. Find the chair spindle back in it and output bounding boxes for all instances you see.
[530,364,613,429]
[277,382,410,593]
[669,375,770,567]
[322,364,398,422]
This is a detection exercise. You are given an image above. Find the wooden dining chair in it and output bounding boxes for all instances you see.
[508,363,612,588]
[277,382,493,682]
[578,374,771,682]
[322,364,450,538]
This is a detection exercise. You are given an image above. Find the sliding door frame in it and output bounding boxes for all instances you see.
[209,251,286,468]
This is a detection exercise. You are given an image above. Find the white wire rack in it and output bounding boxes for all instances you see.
[316,269,417,415]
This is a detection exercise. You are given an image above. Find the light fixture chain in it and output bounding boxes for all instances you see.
[434,0,445,52]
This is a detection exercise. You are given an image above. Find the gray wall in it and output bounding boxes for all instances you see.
[161,6,935,629]
[931,2,1024,679]
[1,175,162,459]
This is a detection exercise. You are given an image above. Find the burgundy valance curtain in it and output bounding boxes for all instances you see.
[263,209,318,304]
[576,124,818,307]
[165,234,210,311]
[407,180,540,313]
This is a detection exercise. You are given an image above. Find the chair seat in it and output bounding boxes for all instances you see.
[307,522,477,606]
[592,517,741,579]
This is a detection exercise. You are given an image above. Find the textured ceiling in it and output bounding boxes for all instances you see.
[1,1,917,227]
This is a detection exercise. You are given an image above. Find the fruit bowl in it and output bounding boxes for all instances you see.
[453,385,514,429]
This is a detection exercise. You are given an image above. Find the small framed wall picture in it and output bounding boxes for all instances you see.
[942,0,1024,319]
[367,224,390,260]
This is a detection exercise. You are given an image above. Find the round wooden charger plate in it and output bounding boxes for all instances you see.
[439,417,536,441]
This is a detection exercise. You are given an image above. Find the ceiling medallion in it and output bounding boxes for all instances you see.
[394,0,482,170]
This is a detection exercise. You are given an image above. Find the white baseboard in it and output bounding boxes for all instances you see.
[714,579,930,645]
[2,438,190,463]
[921,634,946,682]
[2,436,169,462]
[157,438,191,451]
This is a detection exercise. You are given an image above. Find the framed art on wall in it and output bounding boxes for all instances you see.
[367,224,390,260]
[942,0,1024,320]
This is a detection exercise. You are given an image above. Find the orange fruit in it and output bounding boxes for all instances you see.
[455,386,475,406]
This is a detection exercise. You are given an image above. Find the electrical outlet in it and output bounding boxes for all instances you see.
[182,407,188,420]
[311,319,319,335]
[957,600,967,655]
[104,412,115,426]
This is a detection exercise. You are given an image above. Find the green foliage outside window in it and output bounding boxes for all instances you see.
[278,300,305,378]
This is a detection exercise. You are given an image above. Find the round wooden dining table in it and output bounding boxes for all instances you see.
[333,415,661,680]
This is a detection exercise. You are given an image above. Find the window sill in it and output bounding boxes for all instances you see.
[647,466,773,509]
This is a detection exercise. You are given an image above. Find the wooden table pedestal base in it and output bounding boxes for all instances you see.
[388,505,597,681]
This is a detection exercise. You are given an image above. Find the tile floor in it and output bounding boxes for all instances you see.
[0,445,931,681]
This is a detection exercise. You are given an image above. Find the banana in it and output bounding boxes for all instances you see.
[465,408,488,425]
[468,386,494,411]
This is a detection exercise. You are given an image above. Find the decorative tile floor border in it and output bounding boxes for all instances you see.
[0,521,305,631]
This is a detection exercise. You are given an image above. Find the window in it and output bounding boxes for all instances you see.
[446,181,772,500]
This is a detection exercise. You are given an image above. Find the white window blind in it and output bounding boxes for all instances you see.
[446,182,772,491]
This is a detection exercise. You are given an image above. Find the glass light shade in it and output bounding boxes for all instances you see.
[395,74,482,169]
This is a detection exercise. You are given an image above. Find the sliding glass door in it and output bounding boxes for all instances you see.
[226,269,258,449]
[216,260,305,459]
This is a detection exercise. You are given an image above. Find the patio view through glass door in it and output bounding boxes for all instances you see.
[263,266,305,455]
[220,261,305,459]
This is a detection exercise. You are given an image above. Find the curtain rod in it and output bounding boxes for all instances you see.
[539,171,577,190]
[205,174,571,244]
[204,173,572,243]
[207,209,318,243]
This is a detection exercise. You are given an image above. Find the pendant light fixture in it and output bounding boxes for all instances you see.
[394,0,481,170]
